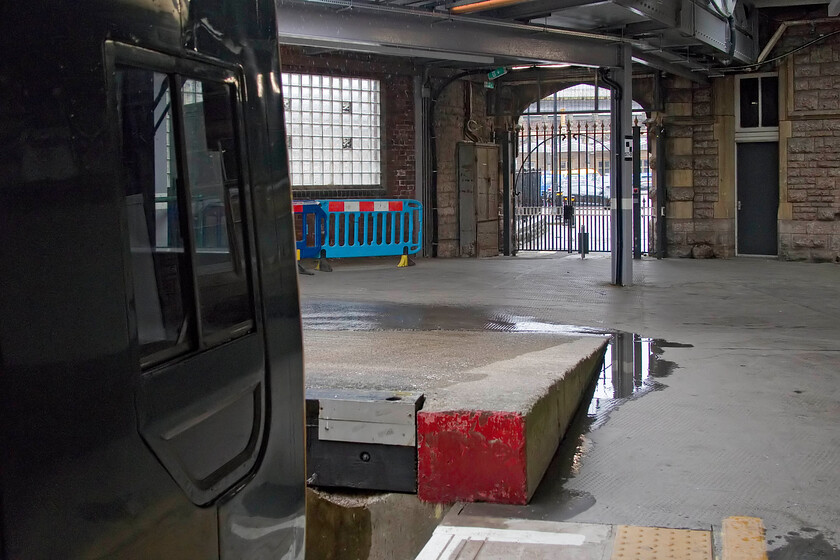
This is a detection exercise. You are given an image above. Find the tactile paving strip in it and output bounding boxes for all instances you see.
[612,525,713,560]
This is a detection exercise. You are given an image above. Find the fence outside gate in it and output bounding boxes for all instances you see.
[515,121,654,254]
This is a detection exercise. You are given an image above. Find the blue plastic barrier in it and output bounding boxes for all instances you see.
[318,199,422,259]
[293,201,327,259]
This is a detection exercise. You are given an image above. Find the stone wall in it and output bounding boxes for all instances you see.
[432,78,498,257]
[662,77,735,258]
[279,47,417,200]
[777,21,840,262]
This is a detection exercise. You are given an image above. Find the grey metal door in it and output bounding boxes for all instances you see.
[737,142,779,255]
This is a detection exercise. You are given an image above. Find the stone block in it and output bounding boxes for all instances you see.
[795,63,822,78]
[788,189,808,202]
[792,234,826,248]
[666,169,693,187]
[788,137,814,153]
[667,137,693,156]
[810,249,838,262]
[795,91,820,111]
[668,187,695,202]
[691,244,715,258]
[668,125,694,138]
[812,45,835,63]
[694,206,715,219]
[693,102,711,118]
[668,218,696,233]
[687,231,714,245]
[665,88,692,103]
[667,201,694,220]
[817,207,840,221]
[807,221,836,235]
[670,155,693,170]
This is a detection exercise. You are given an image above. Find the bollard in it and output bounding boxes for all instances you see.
[578,228,589,259]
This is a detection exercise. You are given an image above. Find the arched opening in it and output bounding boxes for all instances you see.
[514,84,654,255]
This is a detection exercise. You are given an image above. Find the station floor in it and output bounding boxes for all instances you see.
[298,253,840,559]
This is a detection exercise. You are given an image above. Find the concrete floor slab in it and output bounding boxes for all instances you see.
[300,255,840,558]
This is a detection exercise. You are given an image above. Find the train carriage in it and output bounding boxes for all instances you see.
[0,1,305,558]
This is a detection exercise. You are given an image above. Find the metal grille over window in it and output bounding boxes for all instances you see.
[281,72,381,188]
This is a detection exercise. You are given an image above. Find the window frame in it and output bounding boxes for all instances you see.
[107,42,258,370]
[735,72,780,136]
[280,71,384,190]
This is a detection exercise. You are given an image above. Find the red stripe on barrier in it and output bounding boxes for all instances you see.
[328,201,344,212]
[389,201,404,211]
[360,201,375,212]
[293,203,303,213]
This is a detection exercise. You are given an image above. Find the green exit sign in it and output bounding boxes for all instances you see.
[487,67,507,80]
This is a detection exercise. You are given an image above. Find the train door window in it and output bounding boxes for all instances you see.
[118,66,254,368]
[119,69,194,363]
[181,78,252,343]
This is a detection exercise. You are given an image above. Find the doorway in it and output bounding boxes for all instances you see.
[736,141,779,255]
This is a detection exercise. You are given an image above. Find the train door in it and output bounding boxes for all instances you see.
[110,44,268,506]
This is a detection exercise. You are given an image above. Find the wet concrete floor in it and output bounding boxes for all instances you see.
[299,255,840,557]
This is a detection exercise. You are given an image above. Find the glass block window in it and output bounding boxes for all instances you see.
[281,73,382,188]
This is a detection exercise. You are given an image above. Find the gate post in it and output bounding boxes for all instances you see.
[633,122,642,260]
[609,45,634,286]
[496,129,515,256]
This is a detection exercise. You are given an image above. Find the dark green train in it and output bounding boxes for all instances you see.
[0,1,305,558]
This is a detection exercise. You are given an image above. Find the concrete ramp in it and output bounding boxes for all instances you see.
[305,330,607,505]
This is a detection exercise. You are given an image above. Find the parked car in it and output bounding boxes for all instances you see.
[540,170,610,206]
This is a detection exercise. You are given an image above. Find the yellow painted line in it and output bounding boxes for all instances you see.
[722,517,768,560]
[612,525,712,560]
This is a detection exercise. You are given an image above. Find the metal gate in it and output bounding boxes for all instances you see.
[515,120,654,254]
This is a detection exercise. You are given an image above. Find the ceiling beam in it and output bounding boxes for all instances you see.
[632,50,709,84]
[274,0,624,68]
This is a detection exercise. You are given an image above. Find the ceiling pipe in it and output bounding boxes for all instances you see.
[450,0,532,15]
[281,0,648,49]
[757,17,839,64]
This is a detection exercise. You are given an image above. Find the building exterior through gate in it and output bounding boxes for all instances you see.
[514,84,654,255]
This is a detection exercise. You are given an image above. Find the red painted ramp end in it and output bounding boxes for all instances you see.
[417,410,528,505]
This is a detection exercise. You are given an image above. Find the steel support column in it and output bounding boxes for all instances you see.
[610,46,633,286]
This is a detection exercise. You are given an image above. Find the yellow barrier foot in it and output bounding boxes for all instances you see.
[397,249,415,268]
[315,250,333,272]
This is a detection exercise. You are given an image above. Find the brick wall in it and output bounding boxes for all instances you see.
[777,22,840,262]
[279,47,416,200]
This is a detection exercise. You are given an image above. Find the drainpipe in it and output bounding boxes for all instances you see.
[757,17,839,64]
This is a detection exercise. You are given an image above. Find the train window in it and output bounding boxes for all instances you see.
[181,78,253,343]
[119,69,195,364]
[118,65,254,368]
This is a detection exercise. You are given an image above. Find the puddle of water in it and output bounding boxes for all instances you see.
[768,531,840,560]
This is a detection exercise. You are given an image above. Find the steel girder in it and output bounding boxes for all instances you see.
[274,0,624,68]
